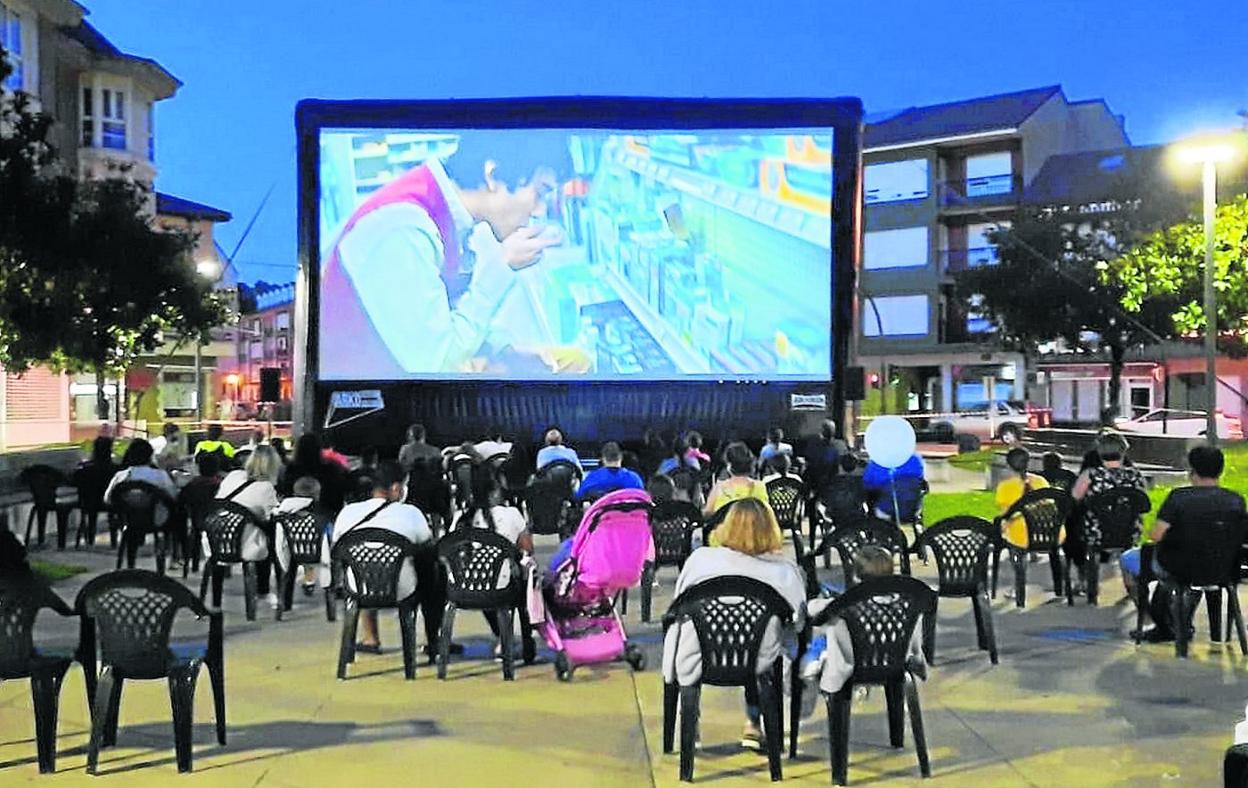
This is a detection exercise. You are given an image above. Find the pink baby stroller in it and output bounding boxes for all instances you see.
[542,488,653,681]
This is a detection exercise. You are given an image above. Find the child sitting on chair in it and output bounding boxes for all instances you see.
[801,546,923,705]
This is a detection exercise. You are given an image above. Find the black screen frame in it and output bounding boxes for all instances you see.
[295,96,863,442]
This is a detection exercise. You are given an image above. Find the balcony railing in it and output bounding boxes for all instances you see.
[941,246,1000,274]
[938,173,1022,207]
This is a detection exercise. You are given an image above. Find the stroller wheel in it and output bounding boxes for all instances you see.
[555,652,573,682]
[624,644,646,671]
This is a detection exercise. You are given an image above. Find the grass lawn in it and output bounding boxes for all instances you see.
[947,450,997,474]
[924,442,1248,531]
[30,559,90,585]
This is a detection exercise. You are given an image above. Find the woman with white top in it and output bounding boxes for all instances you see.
[215,444,282,605]
[663,497,806,751]
[459,462,535,662]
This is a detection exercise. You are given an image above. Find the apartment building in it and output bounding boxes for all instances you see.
[0,0,231,446]
[857,86,1130,423]
[230,283,295,416]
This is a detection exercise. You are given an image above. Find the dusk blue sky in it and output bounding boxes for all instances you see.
[85,0,1248,285]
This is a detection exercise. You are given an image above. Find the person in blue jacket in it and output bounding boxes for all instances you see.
[863,453,925,523]
[576,441,644,502]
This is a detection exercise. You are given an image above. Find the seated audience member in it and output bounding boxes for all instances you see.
[195,423,236,460]
[658,436,701,476]
[474,427,512,460]
[663,498,806,750]
[646,474,677,504]
[1120,445,1247,642]
[346,445,381,502]
[685,431,711,466]
[179,451,225,526]
[762,452,801,483]
[862,451,925,522]
[245,429,267,451]
[320,436,351,470]
[275,476,329,594]
[216,444,283,605]
[399,424,443,472]
[460,462,536,661]
[106,439,179,504]
[271,437,290,464]
[705,442,770,516]
[577,442,644,501]
[536,427,582,472]
[280,433,347,514]
[150,423,184,470]
[323,461,446,657]
[74,435,119,513]
[1069,433,1145,580]
[995,447,1053,550]
[758,427,794,467]
[802,545,925,695]
[1041,452,1075,490]
[640,427,669,479]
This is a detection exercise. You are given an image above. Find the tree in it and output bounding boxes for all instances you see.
[0,49,228,418]
[956,203,1179,423]
[1107,194,1248,357]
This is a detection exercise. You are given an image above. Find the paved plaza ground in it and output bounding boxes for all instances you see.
[2,534,1244,787]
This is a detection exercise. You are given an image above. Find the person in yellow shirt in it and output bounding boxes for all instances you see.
[705,442,771,517]
[995,447,1054,549]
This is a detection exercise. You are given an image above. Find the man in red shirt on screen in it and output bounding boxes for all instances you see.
[320,137,573,377]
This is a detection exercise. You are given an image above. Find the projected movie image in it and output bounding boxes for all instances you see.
[318,128,834,381]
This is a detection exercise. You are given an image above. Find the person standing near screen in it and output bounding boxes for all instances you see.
[321,138,566,377]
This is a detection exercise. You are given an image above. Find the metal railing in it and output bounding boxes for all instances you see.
[941,246,1001,274]
[938,174,1022,207]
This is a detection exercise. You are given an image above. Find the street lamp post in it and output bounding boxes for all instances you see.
[1176,139,1238,445]
[195,258,223,424]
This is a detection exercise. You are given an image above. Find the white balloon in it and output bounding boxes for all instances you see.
[865,416,917,469]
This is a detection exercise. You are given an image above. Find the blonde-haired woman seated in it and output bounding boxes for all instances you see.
[663,498,807,751]
[214,444,282,606]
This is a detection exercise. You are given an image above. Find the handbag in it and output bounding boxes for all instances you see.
[521,555,546,626]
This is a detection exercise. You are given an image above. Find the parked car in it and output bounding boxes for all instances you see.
[935,401,1036,445]
[1116,409,1243,440]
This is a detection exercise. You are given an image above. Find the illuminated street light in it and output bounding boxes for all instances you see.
[1172,133,1242,444]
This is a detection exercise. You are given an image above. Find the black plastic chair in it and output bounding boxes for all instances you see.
[913,517,998,664]
[73,462,117,548]
[1161,512,1248,659]
[640,500,702,623]
[331,527,420,680]
[662,575,794,782]
[199,501,268,621]
[20,465,79,550]
[275,509,335,621]
[448,456,476,511]
[792,575,936,784]
[110,481,177,574]
[815,475,868,568]
[0,577,82,773]
[537,458,583,491]
[992,488,1073,608]
[76,569,225,774]
[767,476,806,538]
[524,480,571,536]
[1042,467,1078,493]
[495,456,531,510]
[820,518,913,588]
[436,526,530,680]
[1066,487,1151,606]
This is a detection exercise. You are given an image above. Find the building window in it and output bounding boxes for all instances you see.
[864,227,928,270]
[249,341,262,359]
[964,152,1013,197]
[145,102,155,161]
[100,88,126,150]
[1,3,23,92]
[81,87,94,146]
[275,311,290,330]
[862,294,929,337]
[276,336,288,353]
[964,221,1009,267]
[865,159,929,205]
[966,294,995,334]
